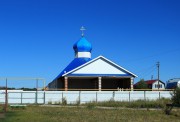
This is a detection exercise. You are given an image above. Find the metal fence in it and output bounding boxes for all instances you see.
[0,90,172,105]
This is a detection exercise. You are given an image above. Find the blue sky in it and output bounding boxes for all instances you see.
[0,0,180,88]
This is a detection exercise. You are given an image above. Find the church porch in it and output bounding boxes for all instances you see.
[62,76,134,91]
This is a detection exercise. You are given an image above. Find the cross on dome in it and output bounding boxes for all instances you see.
[80,26,86,37]
[73,27,92,58]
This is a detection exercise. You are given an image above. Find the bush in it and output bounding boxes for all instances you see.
[54,101,61,105]
[48,101,52,105]
[86,102,96,109]
[134,79,148,89]
[62,97,67,105]
[171,87,180,106]
[75,96,80,106]
[84,98,170,108]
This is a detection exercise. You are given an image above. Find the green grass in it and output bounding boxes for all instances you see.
[0,105,4,113]
[84,98,171,108]
[0,105,180,122]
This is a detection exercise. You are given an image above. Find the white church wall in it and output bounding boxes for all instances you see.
[0,91,172,104]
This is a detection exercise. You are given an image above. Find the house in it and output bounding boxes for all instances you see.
[48,28,137,91]
[134,79,165,90]
[166,78,180,89]
[146,80,165,90]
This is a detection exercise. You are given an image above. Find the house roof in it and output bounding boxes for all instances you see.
[53,56,138,82]
[134,80,165,86]
[62,56,138,77]
[146,80,165,85]
[54,58,91,80]
[168,78,180,83]
[146,80,157,85]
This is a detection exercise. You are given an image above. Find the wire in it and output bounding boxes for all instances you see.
[124,48,180,63]
[141,67,156,79]
[136,64,156,80]
[135,64,156,73]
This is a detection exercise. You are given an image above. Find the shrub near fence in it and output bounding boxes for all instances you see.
[0,90,172,105]
[85,98,171,108]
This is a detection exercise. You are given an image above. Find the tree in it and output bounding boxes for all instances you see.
[135,79,148,89]
[165,87,180,115]
[171,87,180,106]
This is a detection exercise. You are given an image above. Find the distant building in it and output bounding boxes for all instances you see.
[145,80,165,90]
[48,28,137,91]
[134,79,165,90]
[166,78,180,89]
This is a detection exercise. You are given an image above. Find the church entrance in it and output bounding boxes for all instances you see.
[63,77,132,91]
[68,77,97,90]
[101,77,131,90]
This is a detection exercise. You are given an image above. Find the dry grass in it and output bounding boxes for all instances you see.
[84,98,171,108]
[0,105,180,122]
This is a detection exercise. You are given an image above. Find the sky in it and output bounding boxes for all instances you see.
[0,0,180,88]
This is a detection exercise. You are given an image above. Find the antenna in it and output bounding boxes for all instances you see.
[151,75,153,80]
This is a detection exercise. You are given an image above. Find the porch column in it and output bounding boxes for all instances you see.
[130,77,134,91]
[98,77,102,91]
[64,77,68,91]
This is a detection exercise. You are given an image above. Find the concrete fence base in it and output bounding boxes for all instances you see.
[0,91,172,105]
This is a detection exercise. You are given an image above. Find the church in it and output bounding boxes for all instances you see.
[48,27,137,91]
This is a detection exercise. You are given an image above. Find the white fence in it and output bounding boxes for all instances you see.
[0,91,172,104]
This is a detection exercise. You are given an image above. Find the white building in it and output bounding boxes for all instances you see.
[146,80,165,90]
[166,78,180,89]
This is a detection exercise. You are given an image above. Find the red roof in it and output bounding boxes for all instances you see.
[146,80,157,85]
[134,79,165,86]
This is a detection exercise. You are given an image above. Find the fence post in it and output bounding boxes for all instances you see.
[96,92,98,103]
[7,92,8,106]
[35,92,37,104]
[159,91,160,99]
[62,92,64,103]
[21,92,23,104]
[129,91,130,102]
[79,91,81,104]
[36,79,38,104]
[4,78,8,112]
[44,91,46,104]
[113,91,115,101]
[144,91,146,101]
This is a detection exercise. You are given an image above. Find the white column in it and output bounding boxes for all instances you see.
[131,77,134,91]
[98,77,102,91]
[64,77,68,91]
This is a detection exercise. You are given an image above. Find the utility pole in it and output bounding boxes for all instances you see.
[156,62,160,90]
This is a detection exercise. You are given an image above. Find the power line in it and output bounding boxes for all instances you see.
[134,64,156,80]
[124,48,180,63]
[140,66,156,79]
[135,64,156,73]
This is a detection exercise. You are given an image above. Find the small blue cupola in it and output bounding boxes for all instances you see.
[73,27,92,58]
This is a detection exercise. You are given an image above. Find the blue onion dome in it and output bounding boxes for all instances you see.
[73,37,92,53]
